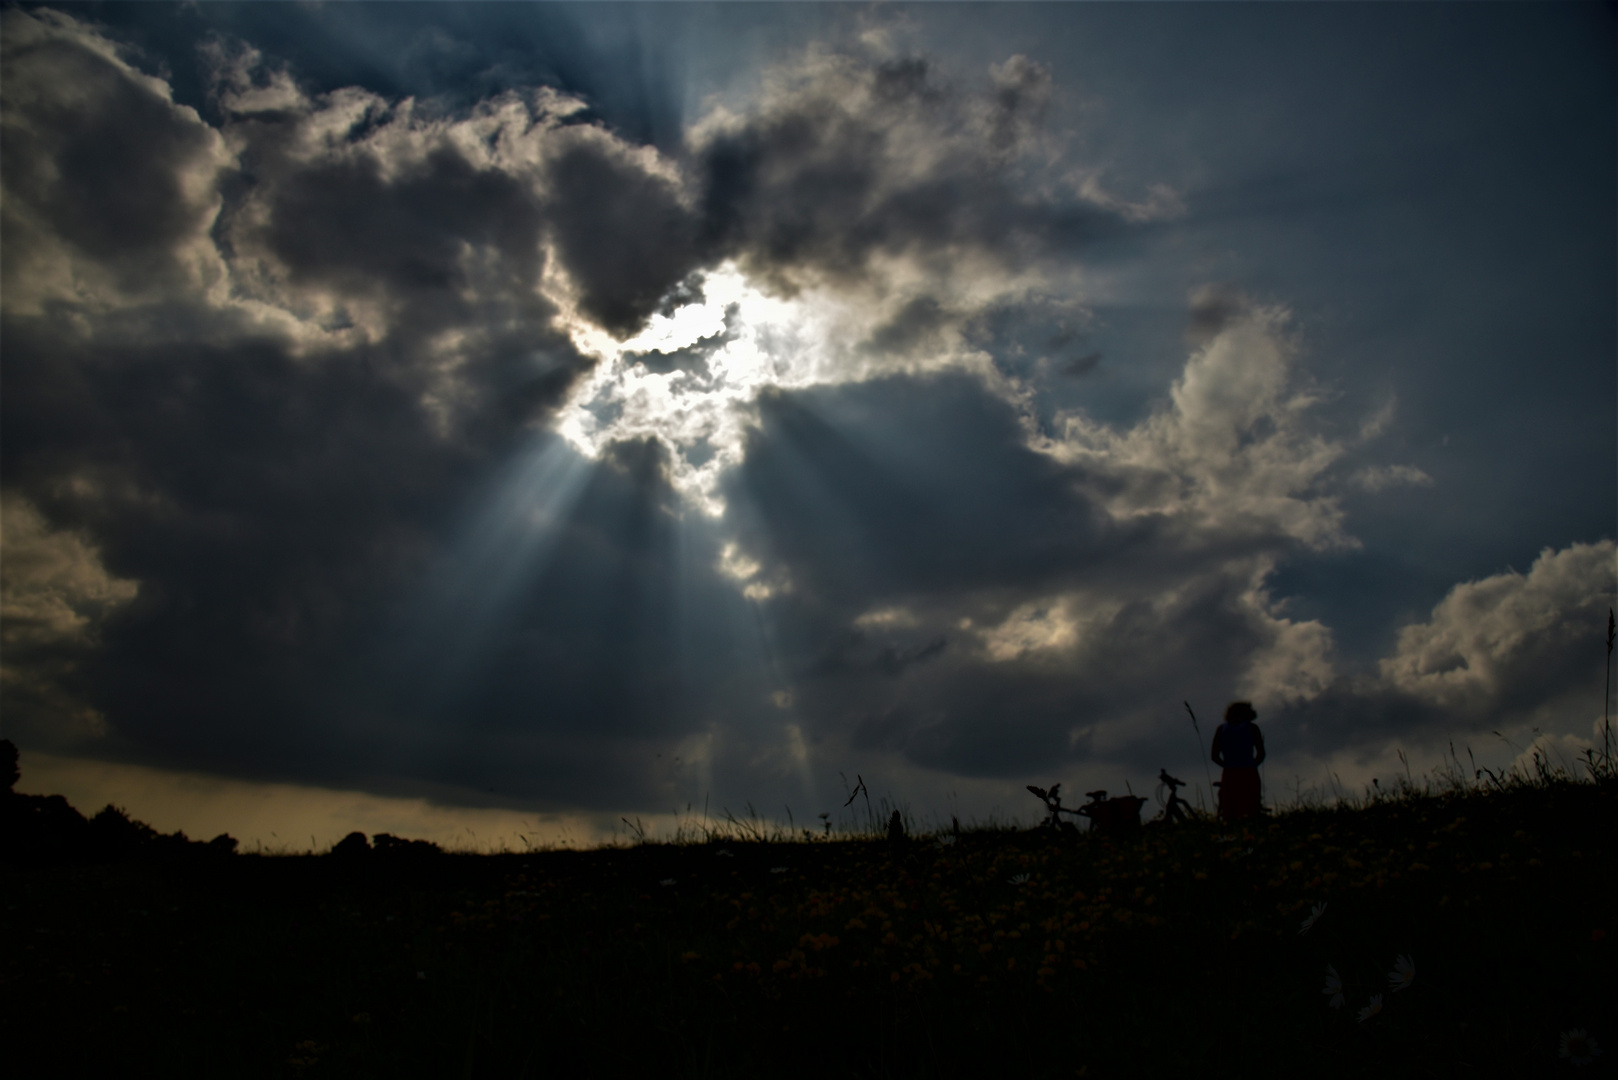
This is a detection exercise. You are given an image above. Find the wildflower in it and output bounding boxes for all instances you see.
[1298,902,1327,935]
[416,971,427,980]
[660,878,677,886]
[1559,1029,1603,1066]
[770,866,788,874]
[1357,994,1383,1023]
[934,835,957,849]
[716,849,734,857]
[1387,954,1415,992]
[1009,873,1031,885]
[1322,964,1344,1009]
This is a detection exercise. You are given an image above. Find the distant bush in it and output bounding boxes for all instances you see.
[329,831,443,858]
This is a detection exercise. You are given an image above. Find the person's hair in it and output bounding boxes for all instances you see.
[1224,701,1257,725]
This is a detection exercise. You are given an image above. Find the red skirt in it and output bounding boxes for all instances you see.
[1218,767,1262,820]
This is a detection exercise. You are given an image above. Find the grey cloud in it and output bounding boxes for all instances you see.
[261,148,546,301]
[3,6,1608,831]
[691,51,1132,297]
[860,295,952,358]
[715,369,1310,780]
[1061,351,1103,378]
[1185,284,1249,347]
[544,139,707,338]
[809,630,948,681]
[1,9,228,304]
[986,53,1052,152]
[0,14,720,806]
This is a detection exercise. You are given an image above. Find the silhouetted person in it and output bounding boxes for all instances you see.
[1211,701,1265,820]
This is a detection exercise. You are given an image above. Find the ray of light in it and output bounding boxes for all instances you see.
[383,432,596,707]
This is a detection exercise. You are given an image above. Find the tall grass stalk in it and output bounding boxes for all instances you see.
[1605,608,1615,772]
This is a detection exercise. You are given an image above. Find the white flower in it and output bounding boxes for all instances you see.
[1387,953,1415,992]
[715,849,734,857]
[1322,964,1345,1009]
[1356,994,1383,1023]
[1008,873,1031,885]
[660,878,677,886]
[934,835,958,849]
[1560,1029,1603,1066]
[770,866,788,874]
[1298,902,1327,935]
[416,971,427,980]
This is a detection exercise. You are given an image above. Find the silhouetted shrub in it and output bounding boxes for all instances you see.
[89,804,158,860]
[1,792,91,864]
[331,831,372,857]
[373,832,442,857]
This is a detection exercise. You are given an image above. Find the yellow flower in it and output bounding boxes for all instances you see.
[1387,953,1415,992]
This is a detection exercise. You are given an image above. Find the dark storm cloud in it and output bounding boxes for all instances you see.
[690,52,1140,296]
[715,371,1304,779]
[260,148,545,301]
[0,9,732,806]
[729,376,1107,606]
[545,140,706,337]
[2,4,1611,831]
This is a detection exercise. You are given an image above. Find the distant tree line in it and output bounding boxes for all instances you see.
[0,740,445,864]
[0,739,238,866]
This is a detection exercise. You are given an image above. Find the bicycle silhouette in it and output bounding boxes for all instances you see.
[1153,768,1200,824]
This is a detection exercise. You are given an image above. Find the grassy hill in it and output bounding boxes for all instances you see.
[3,758,1613,1077]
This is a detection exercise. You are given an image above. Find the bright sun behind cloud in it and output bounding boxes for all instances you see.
[554,264,845,515]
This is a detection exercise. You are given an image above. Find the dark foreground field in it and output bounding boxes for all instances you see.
[4,778,1614,1079]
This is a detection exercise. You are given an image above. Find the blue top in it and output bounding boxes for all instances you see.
[1217,722,1259,767]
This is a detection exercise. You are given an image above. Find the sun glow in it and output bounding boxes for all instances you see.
[554,264,846,515]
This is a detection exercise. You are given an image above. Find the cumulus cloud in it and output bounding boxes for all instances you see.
[688,47,1157,301]
[1379,540,1616,709]
[0,493,140,650]
[1,8,1606,832]
[713,308,1362,781]
[0,10,694,797]
[0,493,139,745]
[0,8,231,313]
[1036,297,1351,551]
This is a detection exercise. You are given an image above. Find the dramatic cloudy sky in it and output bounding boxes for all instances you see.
[3,2,1613,849]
